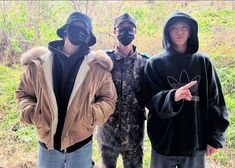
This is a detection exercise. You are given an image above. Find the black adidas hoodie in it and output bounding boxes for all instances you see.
[142,11,229,156]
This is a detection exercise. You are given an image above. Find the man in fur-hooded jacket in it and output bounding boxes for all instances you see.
[15,12,117,168]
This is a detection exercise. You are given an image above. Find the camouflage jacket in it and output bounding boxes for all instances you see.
[97,46,149,150]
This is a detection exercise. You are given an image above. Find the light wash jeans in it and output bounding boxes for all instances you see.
[150,149,206,168]
[38,141,92,168]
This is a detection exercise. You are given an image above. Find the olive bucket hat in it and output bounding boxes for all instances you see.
[57,12,96,46]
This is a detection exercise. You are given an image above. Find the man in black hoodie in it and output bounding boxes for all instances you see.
[142,11,229,168]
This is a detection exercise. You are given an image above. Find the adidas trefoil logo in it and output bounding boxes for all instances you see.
[167,69,200,102]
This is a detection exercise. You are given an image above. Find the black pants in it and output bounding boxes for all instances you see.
[150,149,206,168]
[99,144,143,168]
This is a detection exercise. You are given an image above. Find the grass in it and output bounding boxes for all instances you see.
[0,63,234,167]
[0,1,235,167]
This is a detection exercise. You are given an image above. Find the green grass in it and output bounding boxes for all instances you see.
[0,1,235,167]
[0,64,234,167]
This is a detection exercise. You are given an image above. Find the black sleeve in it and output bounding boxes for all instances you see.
[140,58,183,118]
[206,60,229,148]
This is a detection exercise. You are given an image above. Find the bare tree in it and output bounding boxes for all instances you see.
[70,0,96,15]
[233,1,235,10]
[0,1,13,65]
[96,1,125,48]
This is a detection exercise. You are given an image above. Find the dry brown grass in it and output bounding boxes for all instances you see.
[0,132,234,168]
[0,130,36,168]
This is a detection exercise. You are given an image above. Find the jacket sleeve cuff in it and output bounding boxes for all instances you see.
[20,105,35,125]
[207,132,226,149]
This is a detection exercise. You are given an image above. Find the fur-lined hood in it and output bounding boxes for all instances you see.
[20,46,113,71]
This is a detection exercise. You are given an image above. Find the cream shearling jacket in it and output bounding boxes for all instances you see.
[15,47,117,150]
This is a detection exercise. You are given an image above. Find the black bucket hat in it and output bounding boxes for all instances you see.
[57,12,96,46]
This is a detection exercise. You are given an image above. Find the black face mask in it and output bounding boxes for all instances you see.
[117,27,135,46]
[66,25,89,45]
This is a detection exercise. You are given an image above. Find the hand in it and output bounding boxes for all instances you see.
[174,81,197,102]
[206,144,218,156]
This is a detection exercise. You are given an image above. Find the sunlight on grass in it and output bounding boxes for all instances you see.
[0,1,235,167]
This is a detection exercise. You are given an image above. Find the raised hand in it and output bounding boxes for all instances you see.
[174,81,197,102]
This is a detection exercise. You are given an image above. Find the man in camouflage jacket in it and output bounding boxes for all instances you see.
[97,13,149,168]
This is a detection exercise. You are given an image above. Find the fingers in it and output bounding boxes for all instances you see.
[180,90,192,101]
[175,88,193,101]
[174,81,197,102]
[182,90,192,99]
[181,80,197,90]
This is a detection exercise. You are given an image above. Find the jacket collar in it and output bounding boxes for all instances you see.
[20,46,113,71]
[113,45,138,61]
[48,40,90,61]
[20,46,49,66]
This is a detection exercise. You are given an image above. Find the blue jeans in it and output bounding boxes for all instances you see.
[38,141,92,168]
[150,149,206,168]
